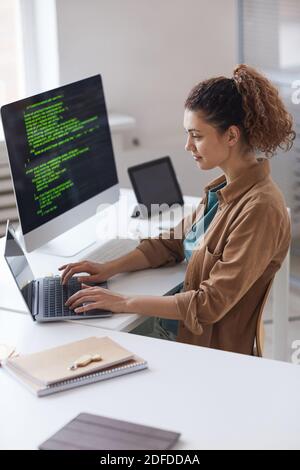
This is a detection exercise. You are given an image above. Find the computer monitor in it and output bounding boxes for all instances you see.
[0,75,119,254]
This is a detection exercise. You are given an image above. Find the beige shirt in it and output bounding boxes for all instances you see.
[136,159,291,355]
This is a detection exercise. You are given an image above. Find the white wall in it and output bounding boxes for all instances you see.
[55,0,238,195]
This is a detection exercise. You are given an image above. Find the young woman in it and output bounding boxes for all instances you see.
[60,64,295,355]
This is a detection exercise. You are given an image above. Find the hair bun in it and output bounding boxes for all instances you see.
[233,64,249,85]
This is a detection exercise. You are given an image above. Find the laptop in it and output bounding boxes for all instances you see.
[3,221,112,322]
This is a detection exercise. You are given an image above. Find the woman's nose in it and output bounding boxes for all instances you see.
[185,135,194,152]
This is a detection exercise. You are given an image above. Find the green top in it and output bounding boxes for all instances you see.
[183,180,226,261]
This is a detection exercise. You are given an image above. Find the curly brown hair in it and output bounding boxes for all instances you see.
[185,64,295,158]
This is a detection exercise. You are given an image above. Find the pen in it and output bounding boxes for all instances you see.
[68,353,102,371]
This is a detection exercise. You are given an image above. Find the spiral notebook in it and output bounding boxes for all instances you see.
[3,336,148,397]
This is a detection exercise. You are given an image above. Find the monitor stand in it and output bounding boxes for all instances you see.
[16,214,106,258]
[38,221,98,257]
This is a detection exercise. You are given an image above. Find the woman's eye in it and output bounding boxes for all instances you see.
[192,135,202,140]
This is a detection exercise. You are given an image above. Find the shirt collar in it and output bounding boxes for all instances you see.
[203,159,271,205]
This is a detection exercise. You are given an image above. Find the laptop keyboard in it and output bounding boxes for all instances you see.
[41,239,139,318]
[43,277,81,317]
[42,277,107,318]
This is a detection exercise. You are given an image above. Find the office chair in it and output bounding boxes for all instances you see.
[254,235,290,358]
[253,280,273,357]
[253,207,291,359]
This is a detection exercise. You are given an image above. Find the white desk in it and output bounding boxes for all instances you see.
[0,189,195,331]
[0,309,299,450]
[0,188,290,360]
[0,251,186,332]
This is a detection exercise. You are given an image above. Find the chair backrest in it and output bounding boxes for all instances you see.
[254,207,291,358]
[254,279,274,357]
[254,207,290,359]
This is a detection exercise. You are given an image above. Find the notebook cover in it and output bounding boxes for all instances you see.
[5,337,134,386]
[39,413,180,450]
[4,355,148,397]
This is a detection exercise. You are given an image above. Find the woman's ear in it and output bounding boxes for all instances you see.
[227,125,240,146]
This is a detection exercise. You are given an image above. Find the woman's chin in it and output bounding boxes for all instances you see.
[195,158,206,168]
[195,158,214,170]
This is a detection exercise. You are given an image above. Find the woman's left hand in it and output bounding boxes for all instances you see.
[65,284,129,314]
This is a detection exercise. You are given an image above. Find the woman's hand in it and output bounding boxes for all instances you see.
[65,284,129,314]
[58,260,115,285]
[66,284,181,319]
[59,249,151,286]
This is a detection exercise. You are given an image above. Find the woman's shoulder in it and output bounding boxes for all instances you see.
[243,175,288,215]
[229,178,290,239]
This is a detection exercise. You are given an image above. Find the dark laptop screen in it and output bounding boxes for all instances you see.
[4,223,34,311]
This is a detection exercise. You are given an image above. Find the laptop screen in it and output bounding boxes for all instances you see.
[4,223,34,312]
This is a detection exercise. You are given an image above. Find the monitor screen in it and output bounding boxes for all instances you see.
[1,75,118,235]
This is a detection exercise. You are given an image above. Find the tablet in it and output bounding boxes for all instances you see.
[128,156,184,218]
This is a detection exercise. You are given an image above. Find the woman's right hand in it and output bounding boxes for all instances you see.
[58,260,115,285]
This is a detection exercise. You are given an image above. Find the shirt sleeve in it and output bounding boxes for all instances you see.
[136,225,185,268]
[136,198,205,268]
[174,202,291,335]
